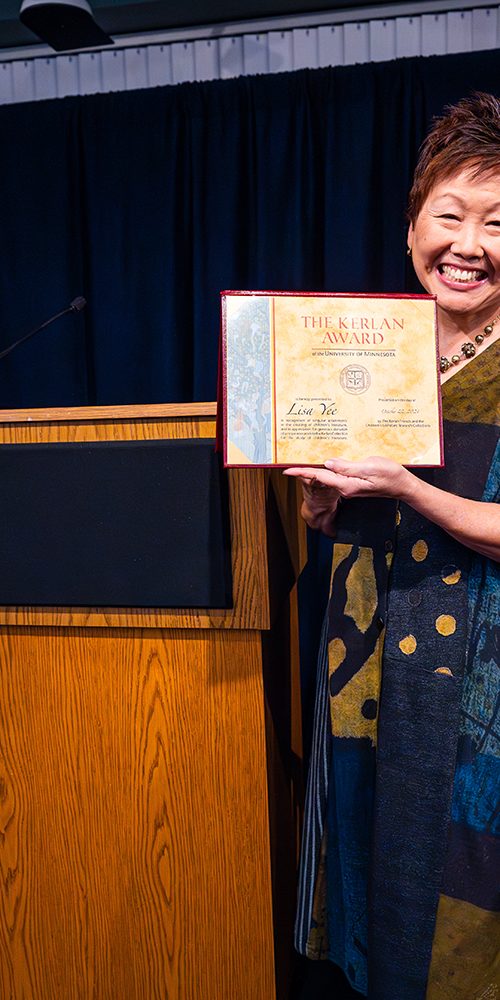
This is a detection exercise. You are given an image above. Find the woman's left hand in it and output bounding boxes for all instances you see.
[283,455,413,501]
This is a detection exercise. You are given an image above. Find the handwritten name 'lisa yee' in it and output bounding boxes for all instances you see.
[286,400,338,416]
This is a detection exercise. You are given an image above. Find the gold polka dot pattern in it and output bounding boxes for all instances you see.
[435,615,457,636]
[434,667,454,676]
[412,540,428,562]
[399,634,417,655]
[441,568,461,586]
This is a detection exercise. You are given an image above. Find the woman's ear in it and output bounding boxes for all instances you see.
[407,222,414,254]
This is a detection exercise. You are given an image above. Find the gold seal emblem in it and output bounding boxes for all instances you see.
[340,364,371,394]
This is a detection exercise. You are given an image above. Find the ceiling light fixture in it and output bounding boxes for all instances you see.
[20,0,114,52]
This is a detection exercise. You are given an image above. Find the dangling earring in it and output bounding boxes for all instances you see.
[407,246,412,257]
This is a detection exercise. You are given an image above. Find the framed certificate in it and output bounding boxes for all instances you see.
[220,291,443,468]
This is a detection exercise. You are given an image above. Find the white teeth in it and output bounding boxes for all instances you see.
[441,265,484,282]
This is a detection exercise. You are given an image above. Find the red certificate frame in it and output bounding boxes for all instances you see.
[220,291,443,469]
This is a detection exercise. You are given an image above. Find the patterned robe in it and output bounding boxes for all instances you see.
[295,340,499,999]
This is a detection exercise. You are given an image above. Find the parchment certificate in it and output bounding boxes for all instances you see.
[221,292,443,467]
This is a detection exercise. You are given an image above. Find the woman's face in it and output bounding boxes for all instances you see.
[408,167,500,323]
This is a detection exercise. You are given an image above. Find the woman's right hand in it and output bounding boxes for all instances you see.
[295,475,341,537]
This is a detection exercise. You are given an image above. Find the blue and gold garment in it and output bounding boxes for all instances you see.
[295,340,499,999]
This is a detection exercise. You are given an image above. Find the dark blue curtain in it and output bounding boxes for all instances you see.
[1,49,499,756]
[1,49,500,410]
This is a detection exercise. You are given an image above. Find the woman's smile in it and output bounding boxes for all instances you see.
[435,261,489,291]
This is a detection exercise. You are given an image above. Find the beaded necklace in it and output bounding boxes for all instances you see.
[440,312,500,373]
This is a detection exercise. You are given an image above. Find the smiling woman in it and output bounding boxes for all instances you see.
[410,178,500,376]
[286,93,500,999]
[405,93,500,377]
[410,228,498,380]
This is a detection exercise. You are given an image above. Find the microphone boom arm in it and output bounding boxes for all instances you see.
[0,298,86,362]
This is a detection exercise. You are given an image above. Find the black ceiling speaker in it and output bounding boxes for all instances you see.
[20,0,114,51]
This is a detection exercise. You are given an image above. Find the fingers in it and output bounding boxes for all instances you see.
[324,456,374,478]
[284,459,395,498]
[324,457,355,474]
[283,467,320,479]
[283,467,338,488]
[325,455,400,476]
[284,457,371,481]
[285,457,410,500]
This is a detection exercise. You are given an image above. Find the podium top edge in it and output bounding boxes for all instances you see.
[0,402,218,424]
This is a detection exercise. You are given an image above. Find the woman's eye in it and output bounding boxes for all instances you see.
[439,214,460,221]
[486,220,500,228]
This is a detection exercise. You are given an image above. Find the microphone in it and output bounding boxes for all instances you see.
[70,296,86,312]
[0,297,87,361]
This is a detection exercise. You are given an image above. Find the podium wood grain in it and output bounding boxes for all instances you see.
[0,626,275,999]
[0,404,305,999]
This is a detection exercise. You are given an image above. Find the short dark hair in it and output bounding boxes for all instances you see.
[407,92,500,224]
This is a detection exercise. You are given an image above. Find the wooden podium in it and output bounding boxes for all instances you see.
[0,403,306,1000]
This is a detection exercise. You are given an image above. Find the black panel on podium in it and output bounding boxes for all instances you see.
[0,438,232,607]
